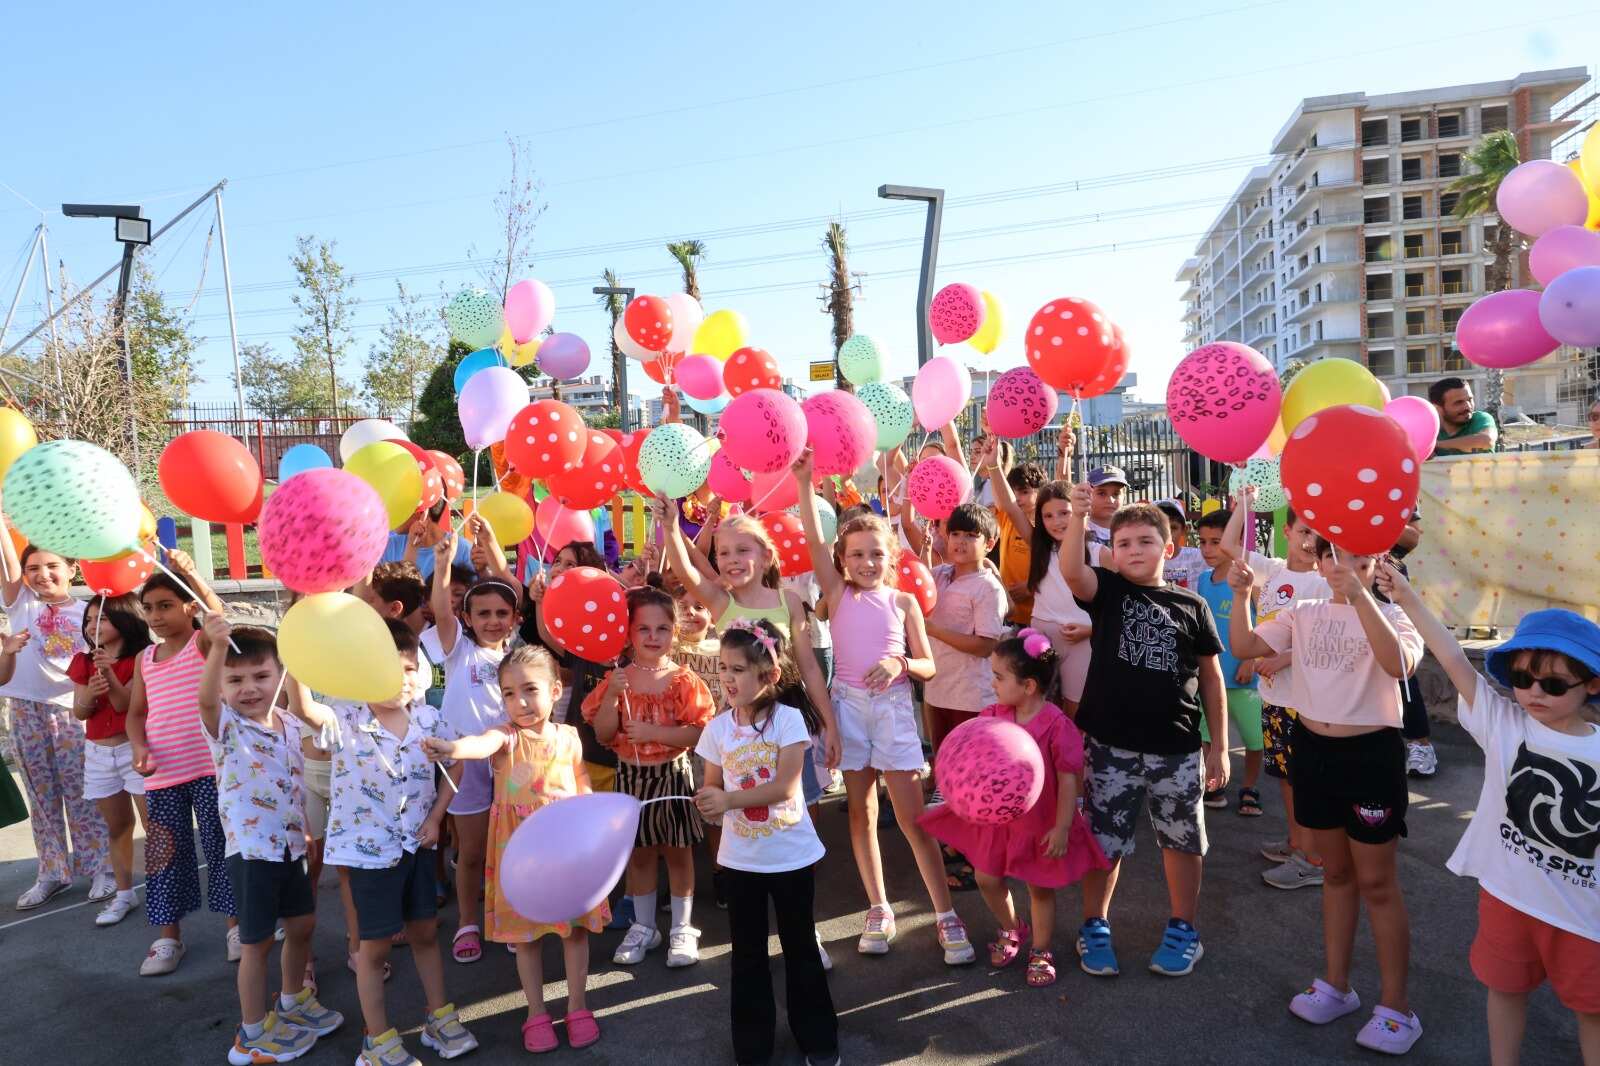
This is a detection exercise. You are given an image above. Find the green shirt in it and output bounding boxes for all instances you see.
[1436,409,1497,453]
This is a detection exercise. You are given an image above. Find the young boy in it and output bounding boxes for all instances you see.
[288,620,478,1066]
[1084,466,1128,552]
[1192,509,1267,814]
[198,616,343,1064]
[1157,500,1205,591]
[994,464,1047,626]
[1062,488,1227,978]
[922,503,1009,754]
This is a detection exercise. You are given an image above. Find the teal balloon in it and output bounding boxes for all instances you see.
[1,439,140,559]
[684,391,730,416]
[788,498,836,546]
[1228,456,1288,512]
[838,334,885,386]
[444,288,505,350]
[856,381,915,450]
[638,423,713,499]
[453,348,506,394]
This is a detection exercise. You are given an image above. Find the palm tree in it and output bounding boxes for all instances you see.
[1448,129,1522,423]
[666,240,705,301]
[822,222,853,389]
[597,268,626,411]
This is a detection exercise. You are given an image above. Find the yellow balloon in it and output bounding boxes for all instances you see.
[496,326,516,358]
[1280,358,1385,434]
[0,407,39,482]
[137,503,158,544]
[691,310,749,361]
[345,441,423,530]
[1580,124,1600,199]
[279,592,403,703]
[1200,498,1223,516]
[507,338,541,368]
[1265,417,1288,456]
[1571,160,1600,232]
[472,490,534,545]
[968,291,1004,356]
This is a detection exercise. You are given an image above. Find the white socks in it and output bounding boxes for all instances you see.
[279,992,300,1012]
[934,908,955,923]
[671,894,694,930]
[116,889,135,903]
[632,892,658,930]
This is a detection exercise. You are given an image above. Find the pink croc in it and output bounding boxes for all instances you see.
[565,1009,601,1049]
[451,925,482,964]
[522,1013,558,1053]
[988,922,1029,968]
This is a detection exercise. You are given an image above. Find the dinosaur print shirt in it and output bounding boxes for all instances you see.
[213,705,307,862]
[321,700,455,871]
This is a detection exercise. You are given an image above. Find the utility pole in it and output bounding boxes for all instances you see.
[877,184,944,368]
[593,284,634,432]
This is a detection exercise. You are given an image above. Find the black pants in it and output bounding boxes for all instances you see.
[725,864,837,1064]
[1400,675,1430,741]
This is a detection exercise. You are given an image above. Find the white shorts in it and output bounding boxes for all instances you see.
[832,682,924,773]
[303,757,332,841]
[1033,620,1092,703]
[83,740,145,801]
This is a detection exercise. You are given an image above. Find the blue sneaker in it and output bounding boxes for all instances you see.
[1076,918,1119,976]
[1149,918,1204,976]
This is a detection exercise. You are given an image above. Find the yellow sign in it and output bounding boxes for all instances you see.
[809,361,835,382]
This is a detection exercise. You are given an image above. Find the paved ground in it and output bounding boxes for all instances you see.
[0,724,1583,1065]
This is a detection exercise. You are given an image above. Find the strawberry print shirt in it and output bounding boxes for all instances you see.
[0,586,86,706]
[320,700,455,870]
[211,705,308,862]
[694,703,824,874]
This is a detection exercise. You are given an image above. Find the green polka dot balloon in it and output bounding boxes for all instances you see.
[445,287,506,351]
[838,334,885,386]
[2,439,140,559]
[1228,455,1287,512]
[856,380,915,450]
[638,423,713,499]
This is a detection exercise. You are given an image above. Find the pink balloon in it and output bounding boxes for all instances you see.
[501,793,640,923]
[614,317,655,362]
[1530,225,1600,286]
[912,355,972,431]
[535,494,595,552]
[1496,160,1589,239]
[706,449,752,502]
[1166,342,1282,463]
[1384,396,1441,462]
[745,467,799,515]
[718,389,807,474]
[664,293,704,355]
[259,468,390,594]
[1459,289,1560,368]
[985,366,1059,438]
[907,455,971,520]
[929,283,985,345]
[536,332,590,379]
[457,366,529,450]
[802,390,875,476]
[932,717,1044,826]
[1538,265,1600,347]
[504,279,555,343]
[676,354,725,401]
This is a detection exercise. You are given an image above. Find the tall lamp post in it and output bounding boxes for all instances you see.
[593,284,634,432]
[62,202,150,469]
[877,185,944,368]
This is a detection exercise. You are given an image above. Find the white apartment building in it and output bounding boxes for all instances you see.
[529,374,645,426]
[1179,68,1596,424]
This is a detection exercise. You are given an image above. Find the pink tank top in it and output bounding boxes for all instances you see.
[142,633,214,790]
[831,586,905,688]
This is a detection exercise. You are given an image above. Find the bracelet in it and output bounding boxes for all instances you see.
[893,654,910,678]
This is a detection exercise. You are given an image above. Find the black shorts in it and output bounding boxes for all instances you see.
[1288,721,1407,845]
[346,847,439,940]
[226,851,316,945]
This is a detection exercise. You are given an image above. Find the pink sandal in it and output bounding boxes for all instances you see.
[1026,949,1057,987]
[988,923,1029,968]
[565,1009,601,1049]
[522,1013,558,1053]
[451,925,482,964]
[346,952,392,982]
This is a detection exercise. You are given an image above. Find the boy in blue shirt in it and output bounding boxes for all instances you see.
[1193,509,1265,815]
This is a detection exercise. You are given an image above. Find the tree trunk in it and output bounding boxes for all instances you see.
[1483,216,1517,427]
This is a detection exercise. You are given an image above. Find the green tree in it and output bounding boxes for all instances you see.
[127,260,198,409]
[410,342,472,459]
[239,341,334,415]
[666,240,705,301]
[1448,130,1522,423]
[362,280,442,425]
[822,222,854,389]
[290,234,357,412]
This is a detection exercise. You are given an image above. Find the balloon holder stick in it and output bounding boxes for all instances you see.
[150,555,239,654]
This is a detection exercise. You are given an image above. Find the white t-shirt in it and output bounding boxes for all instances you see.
[0,586,86,705]
[1163,546,1207,591]
[694,704,825,874]
[438,635,506,738]
[1447,677,1600,942]
[1030,548,1091,628]
[1251,559,1331,707]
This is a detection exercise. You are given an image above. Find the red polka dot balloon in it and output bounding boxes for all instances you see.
[390,439,443,511]
[896,550,937,614]
[1279,404,1420,556]
[623,294,674,354]
[505,400,589,479]
[79,549,154,597]
[542,566,628,663]
[609,429,650,495]
[428,450,466,501]
[1025,297,1118,395]
[1079,322,1130,400]
[760,512,812,577]
[722,347,782,397]
[544,430,623,510]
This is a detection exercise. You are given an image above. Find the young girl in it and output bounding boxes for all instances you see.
[793,447,977,965]
[123,552,239,975]
[1228,541,1425,1055]
[423,645,606,1054]
[1378,568,1600,1065]
[67,593,152,926]
[582,585,714,968]
[920,631,1108,988]
[526,541,616,789]
[694,620,838,1066]
[430,519,522,965]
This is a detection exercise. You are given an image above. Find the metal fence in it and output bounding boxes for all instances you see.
[162,404,414,480]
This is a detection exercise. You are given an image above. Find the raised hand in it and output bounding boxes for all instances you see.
[1068,483,1092,517]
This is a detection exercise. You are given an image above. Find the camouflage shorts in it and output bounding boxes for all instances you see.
[1083,740,1207,860]
[1262,703,1296,780]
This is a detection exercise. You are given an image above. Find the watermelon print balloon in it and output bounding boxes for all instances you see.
[542,566,628,663]
[984,367,1059,438]
[722,347,782,397]
[933,716,1045,825]
[802,390,876,477]
[929,283,984,345]
[544,430,623,510]
[259,467,390,594]
[1025,296,1118,395]
[1166,341,1282,464]
[1279,405,1419,556]
[718,389,807,475]
[638,423,712,499]
[624,294,675,353]
[896,549,937,614]
[1227,456,1288,513]
[760,511,812,577]
[505,400,589,479]
[907,455,971,521]
[855,381,915,450]
[2,439,140,560]
[838,334,885,386]
[445,287,506,350]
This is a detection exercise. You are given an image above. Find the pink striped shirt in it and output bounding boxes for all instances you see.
[142,633,214,790]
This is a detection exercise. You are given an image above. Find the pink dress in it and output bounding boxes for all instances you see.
[919,702,1109,889]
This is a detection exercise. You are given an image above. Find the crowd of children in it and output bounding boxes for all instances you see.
[2,410,1598,1066]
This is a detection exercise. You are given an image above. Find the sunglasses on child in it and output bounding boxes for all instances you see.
[1506,670,1581,697]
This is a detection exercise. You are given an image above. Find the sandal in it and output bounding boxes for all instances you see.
[988,923,1029,968]
[944,862,978,893]
[565,1008,601,1049]
[1237,788,1263,817]
[303,957,317,995]
[390,927,410,946]
[522,1013,558,1053]
[346,952,392,981]
[1026,949,1057,987]
[452,925,483,963]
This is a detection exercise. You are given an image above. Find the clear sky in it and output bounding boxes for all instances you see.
[0,0,1593,407]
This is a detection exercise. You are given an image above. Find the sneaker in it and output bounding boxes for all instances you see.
[1406,742,1437,778]
[805,1056,842,1066]
[1289,978,1362,1025]
[87,872,117,903]
[1355,1006,1423,1055]
[1148,918,1204,976]
[277,986,344,1037]
[1202,788,1228,809]
[1263,854,1325,891]
[139,937,185,976]
[816,929,832,972]
[606,896,635,931]
[227,925,243,962]
[666,924,701,967]
[928,786,944,806]
[1259,838,1294,864]
[1076,918,1119,977]
[95,894,138,927]
[856,906,896,955]
[936,914,976,966]
[419,1003,479,1060]
[358,1028,420,1066]
[613,922,662,965]
[227,1012,317,1065]
[15,879,67,910]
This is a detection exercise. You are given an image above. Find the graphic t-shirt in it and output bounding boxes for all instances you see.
[694,704,825,874]
[0,587,85,705]
[1251,562,1330,707]
[1073,567,1224,755]
[1447,677,1600,942]
[1163,546,1207,591]
[438,637,506,738]
[211,706,306,862]
[1254,601,1422,729]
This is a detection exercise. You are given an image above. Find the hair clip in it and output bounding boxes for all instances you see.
[1017,627,1053,659]
[726,617,779,659]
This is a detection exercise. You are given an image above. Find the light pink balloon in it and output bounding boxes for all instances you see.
[802,390,876,476]
[501,793,640,923]
[664,293,704,355]
[535,494,595,551]
[614,317,655,362]
[1457,289,1560,369]
[929,283,985,345]
[675,354,724,401]
[932,716,1044,825]
[1496,160,1590,239]
[718,389,807,474]
[706,449,752,502]
[1530,225,1600,286]
[1384,396,1441,462]
[259,468,389,594]
[907,455,972,520]
[504,279,555,343]
[1165,342,1282,463]
[985,366,1059,438]
[458,366,529,450]
[912,355,972,431]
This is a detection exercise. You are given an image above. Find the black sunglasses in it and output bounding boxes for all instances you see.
[1507,669,1579,697]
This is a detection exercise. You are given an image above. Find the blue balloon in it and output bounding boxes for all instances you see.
[278,443,332,482]
[454,348,507,394]
[684,391,730,416]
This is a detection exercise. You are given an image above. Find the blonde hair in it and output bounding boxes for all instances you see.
[712,514,782,589]
[832,514,897,584]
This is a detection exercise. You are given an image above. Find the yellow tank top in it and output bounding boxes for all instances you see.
[716,597,791,639]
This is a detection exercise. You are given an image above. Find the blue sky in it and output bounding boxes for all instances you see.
[0,0,1592,407]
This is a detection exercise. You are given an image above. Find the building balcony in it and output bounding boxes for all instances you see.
[1242,196,1272,228]
[1284,215,1361,255]
[1285,297,1355,326]
[1288,336,1364,361]
[1282,181,1360,224]
[1281,139,1358,186]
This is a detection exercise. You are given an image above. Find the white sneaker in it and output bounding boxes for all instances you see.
[226,925,242,963]
[816,929,833,972]
[140,937,186,976]
[87,873,118,903]
[857,906,896,955]
[95,894,138,926]
[1262,854,1325,891]
[666,924,701,967]
[1406,742,1438,777]
[612,923,662,965]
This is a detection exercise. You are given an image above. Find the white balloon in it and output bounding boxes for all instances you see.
[614,317,656,362]
[664,293,705,355]
[339,418,407,463]
[852,450,882,488]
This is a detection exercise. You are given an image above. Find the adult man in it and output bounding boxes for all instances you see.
[1428,377,1497,455]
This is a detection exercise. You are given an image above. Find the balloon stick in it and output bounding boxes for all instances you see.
[150,554,239,654]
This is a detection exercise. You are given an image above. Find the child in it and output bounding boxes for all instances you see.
[1084,466,1127,551]
[1228,542,1424,1055]
[198,616,343,1064]
[583,585,715,967]
[423,646,605,1054]
[672,585,723,712]
[996,463,1047,624]
[1157,501,1206,591]
[429,521,521,965]
[793,447,977,965]
[694,619,838,1066]
[920,630,1108,987]
[123,553,240,975]
[66,593,151,926]
[526,541,615,790]
[288,619,479,1066]
[921,502,1008,757]
[1192,509,1267,814]
[1378,569,1600,1065]
[1060,487,1228,977]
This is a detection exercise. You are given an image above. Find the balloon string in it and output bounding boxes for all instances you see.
[621,689,641,769]
[744,471,788,518]
[639,795,695,807]
[1070,391,1085,484]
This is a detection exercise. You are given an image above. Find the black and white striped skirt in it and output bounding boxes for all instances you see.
[615,753,703,848]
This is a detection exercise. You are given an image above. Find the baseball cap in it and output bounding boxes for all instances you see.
[1485,609,1600,701]
[1088,466,1128,488]
[1155,497,1186,520]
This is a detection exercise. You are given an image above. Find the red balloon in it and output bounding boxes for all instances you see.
[159,430,263,524]
[706,449,752,502]
[745,467,799,515]
[722,347,782,397]
[428,450,466,501]
[1279,404,1420,556]
[1078,322,1129,400]
[612,429,650,495]
[760,512,811,576]
[545,430,623,510]
[1024,297,1118,396]
[505,400,588,479]
[79,549,154,597]
[896,550,937,614]
[624,294,675,354]
[389,440,443,510]
[543,566,628,664]
[638,355,670,385]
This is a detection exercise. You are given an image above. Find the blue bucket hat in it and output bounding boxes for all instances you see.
[1485,609,1600,700]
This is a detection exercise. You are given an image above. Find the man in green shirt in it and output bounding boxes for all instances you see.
[1428,376,1497,455]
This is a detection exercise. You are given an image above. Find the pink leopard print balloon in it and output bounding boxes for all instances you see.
[259,467,390,595]
[720,389,808,474]
[1165,341,1282,463]
[929,283,984,345]
[984,366,1059,438]
[907,455,971,521]
[934,717,1045,826]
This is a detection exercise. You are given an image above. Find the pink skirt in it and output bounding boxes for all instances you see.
[919,804,1109,890]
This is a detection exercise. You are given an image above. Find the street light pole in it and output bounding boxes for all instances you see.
[877,184,945,368]
[593,285,634,432]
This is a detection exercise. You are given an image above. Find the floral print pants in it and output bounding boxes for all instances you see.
[9,699,108,883]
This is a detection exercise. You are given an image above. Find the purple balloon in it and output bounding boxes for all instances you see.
[1496,161,1589,239]
[457,366,529,450]
[1538,265,1600,347]
[1530,225,1600,287]
[536,332,590,380]
[1458,289,1560,369]
[500,793,640,924]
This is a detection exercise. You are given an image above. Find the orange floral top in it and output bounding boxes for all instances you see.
[580,665,714,766]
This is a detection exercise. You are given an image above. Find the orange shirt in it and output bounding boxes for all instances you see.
[581,665,714,765]
[995,509,1033,624]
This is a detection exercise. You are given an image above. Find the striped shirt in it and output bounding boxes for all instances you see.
[141,633,214,790]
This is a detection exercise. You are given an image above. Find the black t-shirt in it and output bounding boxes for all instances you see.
[1073,566,1223,755]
